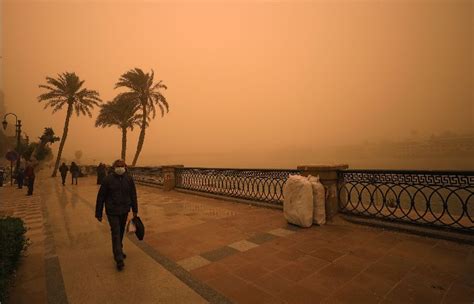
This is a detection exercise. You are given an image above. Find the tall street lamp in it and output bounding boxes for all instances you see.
[2,113,22,172]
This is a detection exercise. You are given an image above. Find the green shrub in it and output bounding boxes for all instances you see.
[0,216,29,303]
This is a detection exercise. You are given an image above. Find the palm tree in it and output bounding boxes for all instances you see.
[115,68,168,166]
[95,96,143,161]
[38,72,101,177]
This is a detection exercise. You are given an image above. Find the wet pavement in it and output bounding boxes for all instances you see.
[1,175,207,304]
[1,175,473,304]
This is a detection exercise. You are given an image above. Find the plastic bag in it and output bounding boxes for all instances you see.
[126,218,136,233]
[132,216,145,241]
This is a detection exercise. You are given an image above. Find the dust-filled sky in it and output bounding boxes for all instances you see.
[1,0,473,169]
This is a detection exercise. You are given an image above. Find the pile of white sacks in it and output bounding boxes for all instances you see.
[283,175,326,227]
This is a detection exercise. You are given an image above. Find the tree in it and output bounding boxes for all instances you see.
[36,127,59,161]
[115,68,168,166]
[22,142,38,161]
[39,127,60,147]
[38,72,101,176]
[22,128,60,162]
[95,95,143,161]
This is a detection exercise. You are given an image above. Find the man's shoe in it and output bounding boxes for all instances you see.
[116,260,124,271]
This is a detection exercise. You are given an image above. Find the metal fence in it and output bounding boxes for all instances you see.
[338,170,474,232]
[175,167,301,205]
[129,167,164,186]
[124,165,474,232]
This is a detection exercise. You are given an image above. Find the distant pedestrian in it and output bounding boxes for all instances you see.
[96,163,106,185]
[16,168,25,189]
[70,162,79,185]
[24,162,35,196]
[59,163,69,186]
[95,159,138,271]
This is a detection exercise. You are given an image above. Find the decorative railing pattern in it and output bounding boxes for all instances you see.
[129,167,164,186]
[175,168,301,205]
[338,170,474,232]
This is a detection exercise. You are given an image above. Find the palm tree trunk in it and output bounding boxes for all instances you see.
[132,104,147,166]
[121,127,127,161]
[52,103,73,177]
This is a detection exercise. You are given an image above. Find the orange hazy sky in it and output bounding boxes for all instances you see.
[1,0,472,168]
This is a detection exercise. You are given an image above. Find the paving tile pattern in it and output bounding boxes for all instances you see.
[0,186,48,304]
[138,183,474,304]
[202,246,240,262]
[229,240,259,252]
[1,176,210,304]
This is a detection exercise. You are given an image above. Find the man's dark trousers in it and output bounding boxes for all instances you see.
[27,177,35,195]
[107,213,128,262]
[61,174,67,185]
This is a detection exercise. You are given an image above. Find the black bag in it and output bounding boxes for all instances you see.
[132,216,145,240]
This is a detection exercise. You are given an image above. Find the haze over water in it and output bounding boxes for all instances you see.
[1,0,473,170]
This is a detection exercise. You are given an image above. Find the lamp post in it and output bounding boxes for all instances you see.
[2,113,22,172]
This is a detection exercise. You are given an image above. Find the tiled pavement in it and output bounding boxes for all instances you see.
[0,185,47,303]
[136,181,474,304]
[1,175,208,304]
[1,175,474,304]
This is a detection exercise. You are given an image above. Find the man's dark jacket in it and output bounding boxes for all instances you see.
[95,173,138,217]
[25,165,35,178]
[59,165,69,176]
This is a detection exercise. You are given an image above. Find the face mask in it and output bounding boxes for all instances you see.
[115,167,126,175]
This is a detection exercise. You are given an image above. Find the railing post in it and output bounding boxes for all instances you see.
[162,165,184,191]
[297,164,349,221]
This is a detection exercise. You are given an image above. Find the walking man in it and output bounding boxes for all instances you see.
[95,159,138,271]
[70,162,79,185]
[59,163,69,186]
[16,168,25,189]
[96,162,106,185]
[24,162,35,196]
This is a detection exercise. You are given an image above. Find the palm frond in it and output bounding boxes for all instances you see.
[43,99,67,112]
[114,68,169,129]
[52,102,66,114]
[151,80,167,91]
[38,92,65,102]
[38,72,102,116]
[116,91,140,103]
[115,68,147,91]
[45,76,66,91]
[95,93,141,130]
[147,101,157,119]
[38,84,63,94]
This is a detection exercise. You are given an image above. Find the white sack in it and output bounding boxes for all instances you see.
[283,175,313,227]
[308,175,326,225]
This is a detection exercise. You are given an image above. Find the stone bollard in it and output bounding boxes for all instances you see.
[162,165,184,191]
[297,164,349,221]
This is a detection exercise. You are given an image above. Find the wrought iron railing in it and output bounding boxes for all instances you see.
[175,167,301,205]
[338,170,474,232]
[129,167,164,186]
